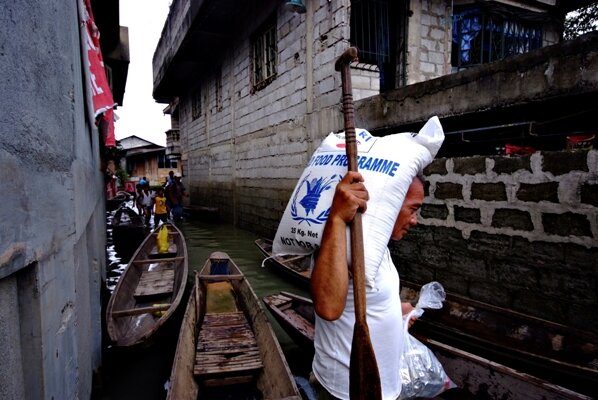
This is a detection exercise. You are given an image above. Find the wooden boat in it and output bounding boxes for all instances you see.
[262,291,315,353]
[106,222,188,347]
[262,291,594,399]
[167,252,301,400]
[400,280,598,398]
[254,238,312,287]
[111,205,146,258]
[106,192,130,211]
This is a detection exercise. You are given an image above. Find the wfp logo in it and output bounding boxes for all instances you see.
[290,173,342,226]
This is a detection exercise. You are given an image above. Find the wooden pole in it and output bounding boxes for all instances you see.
[335,47,382,400]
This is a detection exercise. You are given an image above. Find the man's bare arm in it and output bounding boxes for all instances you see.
[311,171,368,320]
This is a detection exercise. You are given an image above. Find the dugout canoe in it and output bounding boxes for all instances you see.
[400,280,598,398]
[262,291,593,399]
[106,192,130,211]
[167,252,301,400]
[262,291,315,353]
[254,238,312,288]
[111,205,146,258]
[106,222,188,347]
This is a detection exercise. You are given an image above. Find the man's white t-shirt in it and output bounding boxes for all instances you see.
[312,248,405,400]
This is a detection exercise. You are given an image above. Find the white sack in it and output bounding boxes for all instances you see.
[273,116,444,285]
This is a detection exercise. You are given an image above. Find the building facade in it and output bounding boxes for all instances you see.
[0,1,128,398]
[152,0,589,227]
[152,0,597,338]
[118,135,180,188]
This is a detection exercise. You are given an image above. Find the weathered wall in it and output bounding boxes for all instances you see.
[348,0,454,98]
[407,0,453,84]
[174,0,454,232]
[162,1,583,237]
[0,1,105,398]
[177,1,351,232]
[391,150,598,333]
[406,0,563,82]
[356,31,598,132]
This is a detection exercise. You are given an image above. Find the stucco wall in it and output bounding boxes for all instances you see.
[391,150,598,333]
[0,1,105,398]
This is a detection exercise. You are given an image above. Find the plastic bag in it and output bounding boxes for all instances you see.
[398,282,456,399]
[156,225,169,253]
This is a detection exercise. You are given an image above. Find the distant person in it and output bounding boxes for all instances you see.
[153,187,169,226]
[135,184,144,215]
[169,172,188,221]
[139,185,153,226]
[139,176,147,187]
[165,171,176,218]
[166,171,175,187]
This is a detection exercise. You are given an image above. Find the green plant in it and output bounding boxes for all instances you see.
[564,4,598,40]
[115,168,128,185]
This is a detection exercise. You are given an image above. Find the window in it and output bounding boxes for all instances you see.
[158,153,177,169]
[351,0,390,66]
[452,6,542,70]
[192,86,201,120]
[350,0,408,90]
[251,14,277,92]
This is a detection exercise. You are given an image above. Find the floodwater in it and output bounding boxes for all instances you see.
[95,205,314,399]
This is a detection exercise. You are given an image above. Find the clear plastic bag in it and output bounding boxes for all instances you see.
[398,282,456,399]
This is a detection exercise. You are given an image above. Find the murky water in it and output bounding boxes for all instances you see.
[96,206,313,399]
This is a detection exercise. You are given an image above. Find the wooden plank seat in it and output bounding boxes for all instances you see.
[151,231,180,236]
[194,311,263,377]
[112,303,172,317]
[134,268,175,297]
[133,256,185,264]
[267,293,292,308]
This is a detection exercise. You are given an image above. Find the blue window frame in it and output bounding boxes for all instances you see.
[452,7,542,69]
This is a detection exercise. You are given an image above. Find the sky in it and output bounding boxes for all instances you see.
[115,0,172,146]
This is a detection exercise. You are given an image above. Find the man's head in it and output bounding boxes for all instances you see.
[391,176,424,241]
[169,171,174,177]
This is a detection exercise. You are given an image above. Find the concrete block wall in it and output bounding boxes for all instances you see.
[404,0,563,84]
[407,0,452,84]
[178,1,349,231]
[172,0,574,236]
[348,0,453,90]
[351,63,380,101]
[390,150,598,333]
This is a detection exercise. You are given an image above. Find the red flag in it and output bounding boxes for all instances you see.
[80,0,117,146]
[101,108,116,147]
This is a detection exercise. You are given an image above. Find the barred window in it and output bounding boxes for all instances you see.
[158,154,177,169]
[452,6,542,70]
[350,0,408,90]
[350,0,390,66]
[251,14,277,92]
[192,86,201,120]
